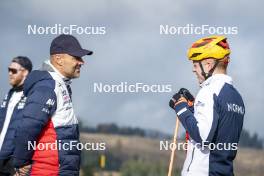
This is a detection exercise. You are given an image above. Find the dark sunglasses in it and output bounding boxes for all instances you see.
[8,68,23,74]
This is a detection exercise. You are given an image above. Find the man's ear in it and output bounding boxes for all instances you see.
[54,54,64,66]
[23,70,29,77]
[206,58,215,70]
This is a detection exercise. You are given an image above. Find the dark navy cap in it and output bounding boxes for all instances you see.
[50,34,93,57]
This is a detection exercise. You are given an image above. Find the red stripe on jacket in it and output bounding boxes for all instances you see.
[31,119,59,175]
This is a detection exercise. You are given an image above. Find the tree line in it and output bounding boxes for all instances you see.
[79,122,263,149]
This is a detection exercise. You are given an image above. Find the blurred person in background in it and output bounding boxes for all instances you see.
[0,56,32,176]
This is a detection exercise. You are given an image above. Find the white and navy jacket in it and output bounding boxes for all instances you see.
[0,86,26,160]
[174,74,245,176]
[13,60,80,176]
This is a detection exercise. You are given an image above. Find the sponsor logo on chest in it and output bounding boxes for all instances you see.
[17,96,27,109]
[0,94,8,108]
[59,83,72,109]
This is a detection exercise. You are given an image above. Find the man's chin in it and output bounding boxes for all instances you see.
[9,81,15,86]
[71,74,80,79]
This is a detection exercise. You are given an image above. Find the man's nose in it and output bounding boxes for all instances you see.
[76,58,85,65]
[78,60,84,65]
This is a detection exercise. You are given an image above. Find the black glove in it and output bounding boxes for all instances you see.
[169,88,194,110]
[178,88,194,102]
[169,93,182,109]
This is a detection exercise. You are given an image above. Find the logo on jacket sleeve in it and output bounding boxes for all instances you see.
[227,103,244,115]
[46,99,55,106]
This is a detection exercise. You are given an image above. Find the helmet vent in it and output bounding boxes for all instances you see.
[217,39,230,49]
[190,53,202,58]
[192,38,213,48]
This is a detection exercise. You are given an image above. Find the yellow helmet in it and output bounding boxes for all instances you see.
[187,35,230,61]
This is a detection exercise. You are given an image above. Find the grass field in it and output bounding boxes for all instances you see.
[80,133,264,176]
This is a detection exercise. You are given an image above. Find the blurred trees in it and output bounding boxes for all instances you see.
[79,121,263,149]
[239,129,263,149]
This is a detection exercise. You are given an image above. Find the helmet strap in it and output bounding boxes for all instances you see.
[199,60,219,80]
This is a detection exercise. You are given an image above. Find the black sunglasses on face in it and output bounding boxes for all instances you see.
[8,68,23,74]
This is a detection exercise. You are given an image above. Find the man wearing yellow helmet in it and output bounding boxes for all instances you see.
[188,35,231,82]
[169,36,245,176]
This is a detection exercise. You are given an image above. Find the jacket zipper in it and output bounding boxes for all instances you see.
[187,148,195,172]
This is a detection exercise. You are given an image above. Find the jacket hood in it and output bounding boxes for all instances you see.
[23,61,56,96]
[23,70,52,96]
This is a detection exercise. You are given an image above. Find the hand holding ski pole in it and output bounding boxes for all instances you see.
[168,88,194,176]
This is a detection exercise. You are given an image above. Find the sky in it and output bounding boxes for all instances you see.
[0,0,263,138]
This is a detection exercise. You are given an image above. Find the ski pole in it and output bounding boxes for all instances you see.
[167,116,180,176]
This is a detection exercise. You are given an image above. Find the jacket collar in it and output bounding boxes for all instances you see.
[42,60,72,85]
[11,85,23,92]
[200,74,233,88]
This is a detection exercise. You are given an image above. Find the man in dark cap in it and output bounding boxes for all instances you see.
[0,56,32,176]
[13,35,93,176]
